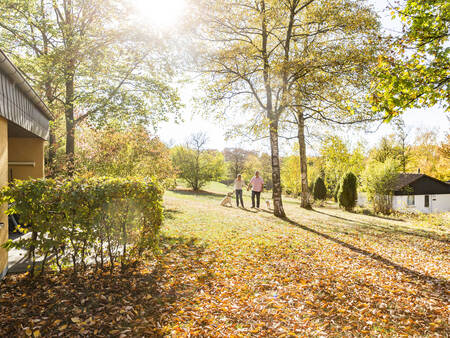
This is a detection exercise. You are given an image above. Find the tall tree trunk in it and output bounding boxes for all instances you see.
[269,120,286,217]
[65,70,75,175]
[297,110,310,209]
[261,0,285,218]
[63,0,75,175]
[42,2,57,176]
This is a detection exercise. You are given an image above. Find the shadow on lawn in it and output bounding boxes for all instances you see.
[0,235,215,336]
[169,188,226,198]
[282,217,450,291]
[164,208,183,220]
[312,209,449,244]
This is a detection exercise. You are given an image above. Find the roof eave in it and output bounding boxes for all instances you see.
[0,49,53,121]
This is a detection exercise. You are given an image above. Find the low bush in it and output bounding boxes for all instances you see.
[1,177,164,276]
[361,159,399,214]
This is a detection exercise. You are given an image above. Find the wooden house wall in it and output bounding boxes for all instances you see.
[0,72,49,139]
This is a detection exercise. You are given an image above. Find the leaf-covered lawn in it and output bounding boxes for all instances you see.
[1,188,448,336]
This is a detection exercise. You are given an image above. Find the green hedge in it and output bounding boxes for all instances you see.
[1,177,164,276]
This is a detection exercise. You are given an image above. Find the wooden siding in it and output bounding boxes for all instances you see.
[0,72,49,140]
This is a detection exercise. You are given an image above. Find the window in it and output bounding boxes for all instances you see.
[407,195,415,206]
[424,195,430,207]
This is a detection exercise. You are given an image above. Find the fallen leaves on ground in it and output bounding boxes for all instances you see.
[0,190,448,336]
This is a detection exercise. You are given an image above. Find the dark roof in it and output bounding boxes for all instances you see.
[393,173,450,195]
[392,174,424,191]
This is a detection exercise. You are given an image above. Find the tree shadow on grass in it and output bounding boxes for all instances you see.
[238,207,258,213]
[312,209,449,244]
[164,208,183,220]
[0,235,216,336]
[169,189,227,198]
[282,216,450,296]
[356,208,406,222]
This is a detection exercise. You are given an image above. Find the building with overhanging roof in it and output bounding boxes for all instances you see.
[391,173,450,214]
[0,49,52,278]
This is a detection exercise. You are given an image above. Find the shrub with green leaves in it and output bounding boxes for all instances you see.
[338,172,358,211]
[361,159,399,214]
[1,177,163,276]
[313,177,327,201]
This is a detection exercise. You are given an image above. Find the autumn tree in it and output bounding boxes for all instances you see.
[319,135,365,192]
[223,148,256,180]
[281,153,301,196]
[275,0,382,209]
[0,0,180,174]
[199,0,325,217]
[372,0,449,116]
[370,136,402,164]
[77,125,175,182]
[439,134,450,160]
[408,129,450,180]
[172,133,225,191]
[394,118,411,173]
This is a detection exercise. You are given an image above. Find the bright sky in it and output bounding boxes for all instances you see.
[142,0,449,154]
[131,0,186,29]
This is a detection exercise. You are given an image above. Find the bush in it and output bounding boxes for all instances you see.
[1,177,164,276]
[313,177,327,201]
[338,172,358,211]
[361,159,399,214]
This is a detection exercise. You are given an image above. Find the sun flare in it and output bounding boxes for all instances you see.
[131,0,186,29]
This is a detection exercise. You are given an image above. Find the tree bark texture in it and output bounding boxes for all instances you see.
[297,110,311,208]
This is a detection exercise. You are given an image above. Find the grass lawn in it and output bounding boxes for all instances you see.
[0,184,448,336]
[159,188,449,336]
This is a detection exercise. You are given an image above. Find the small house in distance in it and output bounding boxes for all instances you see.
[392,173,450,214]
[0,49,52,278]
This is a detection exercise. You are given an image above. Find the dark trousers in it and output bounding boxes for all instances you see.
[252,191,261,208]
[235,189,244,207]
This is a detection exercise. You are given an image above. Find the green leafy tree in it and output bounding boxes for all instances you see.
[372,0,449,116]
[313,177,327,201]
[279,0,381,209]
[201,0,381,214]
[361,159,399,214]
[201,0,323,217]
[0,0,180,173]
[172,133,225,191]
[281,153,301,196]
[370,136,402,164]
[320,135,365,192]
[338,172,358,211]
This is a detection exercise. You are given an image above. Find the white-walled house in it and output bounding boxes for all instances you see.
[391,174,450,214]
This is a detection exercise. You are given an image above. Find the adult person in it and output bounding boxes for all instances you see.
[247,171,264,208]
[234,174,245,207]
